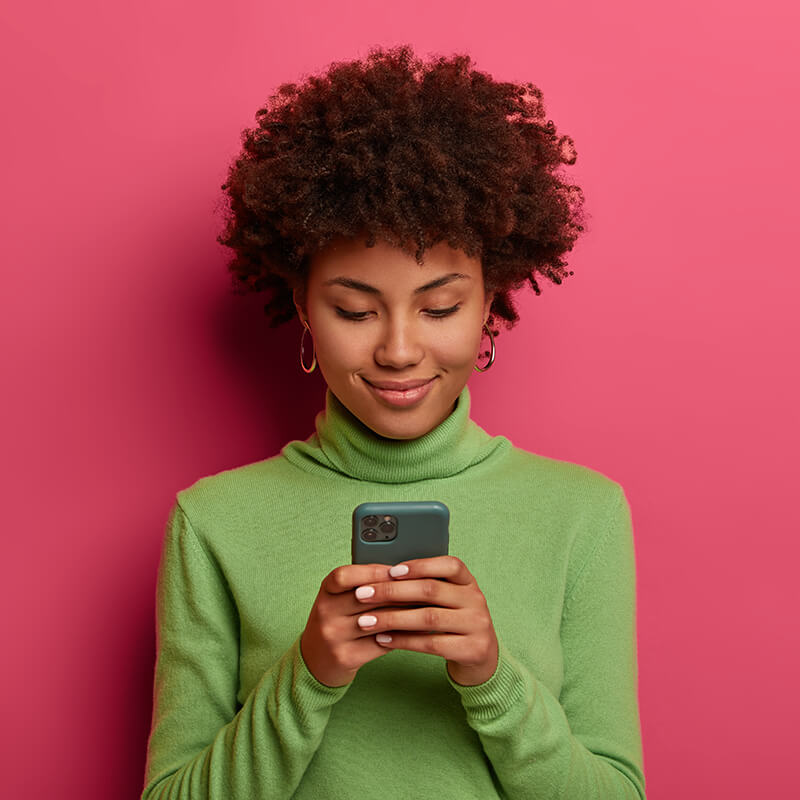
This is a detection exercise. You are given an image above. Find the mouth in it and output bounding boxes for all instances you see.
[362,376,437,408]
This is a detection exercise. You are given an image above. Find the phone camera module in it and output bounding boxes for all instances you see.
[363,529,378,541]
[378,521,395,534]
[362,515,379,528]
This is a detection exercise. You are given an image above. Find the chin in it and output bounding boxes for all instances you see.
[332,377,461,440]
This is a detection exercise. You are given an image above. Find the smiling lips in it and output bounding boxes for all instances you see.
[363,377,437,407]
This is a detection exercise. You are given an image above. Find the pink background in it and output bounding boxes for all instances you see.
[2,1,798,797]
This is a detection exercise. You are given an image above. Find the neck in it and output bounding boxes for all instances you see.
[282,385,508,484]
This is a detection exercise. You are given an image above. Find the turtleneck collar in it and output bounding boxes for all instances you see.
[281,386,508,484]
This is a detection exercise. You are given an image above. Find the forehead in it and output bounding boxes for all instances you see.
[308,236,483,287]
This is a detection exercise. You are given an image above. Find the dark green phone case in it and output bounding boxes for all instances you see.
[352,501,450,566]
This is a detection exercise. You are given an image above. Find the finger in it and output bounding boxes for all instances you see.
[354,606,472,635]
[373,631,467,659]
[323,563,392,595]
[388,556,474,585]
[311,603,413,647]
[353,578,464,609]
[326,631,398,672]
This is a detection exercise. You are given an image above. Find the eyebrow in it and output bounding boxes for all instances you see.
[322,273,471,295]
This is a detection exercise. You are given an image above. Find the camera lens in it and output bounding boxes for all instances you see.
[379,521,395,534]
[362,515,378,527]
[363,529,377,541]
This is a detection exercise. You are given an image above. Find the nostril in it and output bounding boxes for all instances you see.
[374,341,424,369]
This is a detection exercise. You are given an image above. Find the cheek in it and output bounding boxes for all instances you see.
[313,322,365,369]
[431,325,483,368]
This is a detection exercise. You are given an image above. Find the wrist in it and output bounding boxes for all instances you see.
[446,643,499,686]
[300,630,356,688]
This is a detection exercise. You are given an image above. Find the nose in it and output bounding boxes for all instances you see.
[374,316,424,369]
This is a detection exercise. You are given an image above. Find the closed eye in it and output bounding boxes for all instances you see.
[424,303,461,318]
[335,307,372,321]
[335,304,461,320]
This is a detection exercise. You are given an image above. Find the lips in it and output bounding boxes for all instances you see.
[363,376,437,408]
[365,378,434,391]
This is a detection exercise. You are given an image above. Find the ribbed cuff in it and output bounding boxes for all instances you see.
[445,640,527,721]
[289,635,352,714]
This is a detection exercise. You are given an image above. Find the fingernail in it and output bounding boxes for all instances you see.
[389,564,409,577]
[376,634,393,644]
[358,615,378,628]
[355,585,375,600]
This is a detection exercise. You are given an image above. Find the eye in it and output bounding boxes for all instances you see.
[335,306,372,321]
[423,303,461,318]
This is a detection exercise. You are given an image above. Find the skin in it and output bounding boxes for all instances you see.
[296,235,493,440]
[294,236,500,687]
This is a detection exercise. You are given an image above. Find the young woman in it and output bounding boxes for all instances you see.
[142,45,646,799]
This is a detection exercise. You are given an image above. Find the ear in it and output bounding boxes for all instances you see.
[481,291,495,326]
[292,285,309,328]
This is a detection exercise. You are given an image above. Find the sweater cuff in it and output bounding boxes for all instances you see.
[445,640,527,721]
[287,634,352,714]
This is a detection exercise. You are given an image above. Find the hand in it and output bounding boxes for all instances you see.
[300,562,398,688]
[352,556,499,686]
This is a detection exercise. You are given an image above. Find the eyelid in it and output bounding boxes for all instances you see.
[335,306,372,320]
[424,303,461,317]
[334,303,461,320]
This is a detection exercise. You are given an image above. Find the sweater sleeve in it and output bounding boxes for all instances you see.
[445,485,646,799]
[141,501,350,799]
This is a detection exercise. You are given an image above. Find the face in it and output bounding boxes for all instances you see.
[295,236,493,440]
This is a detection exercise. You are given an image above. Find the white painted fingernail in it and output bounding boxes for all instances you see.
[376,634,393,644]
[389,564,409,577]
[355,585,375,600]
[358,615,378,628]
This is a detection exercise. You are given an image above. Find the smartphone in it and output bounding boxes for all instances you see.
[352,501,449,566]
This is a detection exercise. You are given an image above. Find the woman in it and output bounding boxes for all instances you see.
[142,45,646,799]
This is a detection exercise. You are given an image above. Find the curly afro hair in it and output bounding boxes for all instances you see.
[217,44,586,329]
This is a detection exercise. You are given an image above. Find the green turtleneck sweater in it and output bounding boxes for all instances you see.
[142,387,646,799]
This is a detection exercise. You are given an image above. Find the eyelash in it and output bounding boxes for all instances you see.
[335,304,461,321]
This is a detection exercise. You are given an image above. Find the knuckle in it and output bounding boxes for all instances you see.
[482,639,494,661]
[426,635,443,656]
[447,556,463,573]
[336,645,360,672]
[380,581,396,601]
[331,566,347,590]
[319,620,337,643]
[421,579,438,600]
[423,608,440,629]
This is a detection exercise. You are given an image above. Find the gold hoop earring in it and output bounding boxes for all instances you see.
[473,323,496,372]
[299,321,317,373]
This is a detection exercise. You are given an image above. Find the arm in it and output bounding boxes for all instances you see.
[445,486,646,799]
[142,502,350,799]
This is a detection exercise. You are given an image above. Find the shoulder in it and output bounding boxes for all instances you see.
[498,444,634,604]
[497,439,624,508]
[173,451,305,529]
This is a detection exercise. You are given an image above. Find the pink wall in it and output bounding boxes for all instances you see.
[2,1,798,796]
